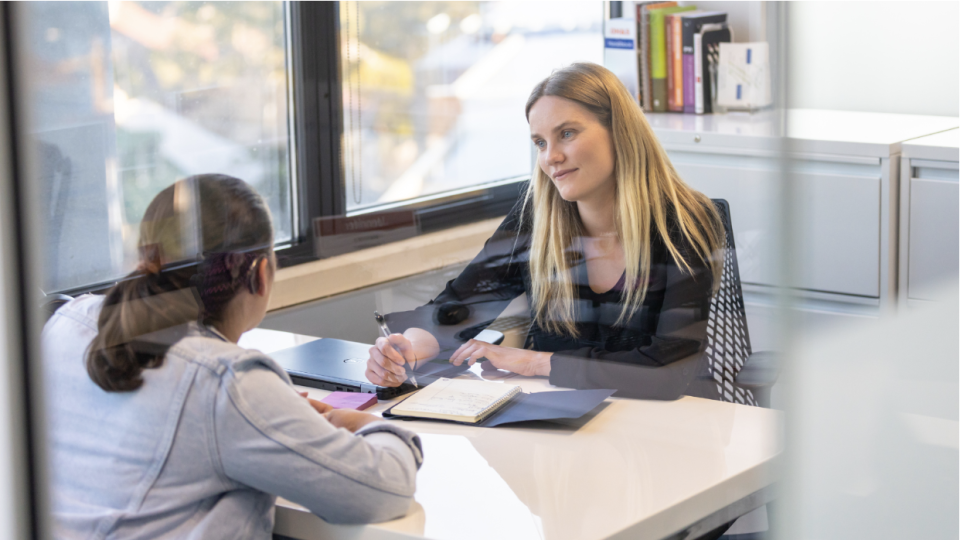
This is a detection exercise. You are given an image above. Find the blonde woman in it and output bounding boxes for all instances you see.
[367,62,725,400]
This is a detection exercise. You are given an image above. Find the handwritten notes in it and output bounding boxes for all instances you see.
[391,378,521,423]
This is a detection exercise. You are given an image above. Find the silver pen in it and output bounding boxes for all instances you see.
[374,311,418,388]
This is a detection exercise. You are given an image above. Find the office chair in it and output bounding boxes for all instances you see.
[705,200,780,409]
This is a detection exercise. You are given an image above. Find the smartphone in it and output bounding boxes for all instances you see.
[473,329,504,346]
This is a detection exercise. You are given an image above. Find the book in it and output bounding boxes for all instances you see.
[650,4,696,112]
[695,23,732,114]
[665,13,685,112]
[715,42,772,111]
[632,2,657,111]
[681,11,727,114]
[638,2,676,112]
[603,17,640,103]
[389,378,521,424]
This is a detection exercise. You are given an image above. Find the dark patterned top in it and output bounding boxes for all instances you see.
[386,196,721,400]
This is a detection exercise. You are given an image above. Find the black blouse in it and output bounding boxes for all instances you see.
[386,196,721,400]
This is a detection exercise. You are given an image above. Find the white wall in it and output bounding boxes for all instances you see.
[787,1,959,117]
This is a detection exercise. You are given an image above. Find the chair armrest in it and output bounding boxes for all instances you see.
[734,351,781,390]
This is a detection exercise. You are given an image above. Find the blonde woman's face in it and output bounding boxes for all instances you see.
[529,96,616,204]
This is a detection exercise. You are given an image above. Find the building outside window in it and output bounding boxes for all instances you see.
[25,0,603,293]
[27,1,292,293]
[338,1,602,211]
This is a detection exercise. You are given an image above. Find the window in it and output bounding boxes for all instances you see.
[338,1,603,212]
[25,1,292,293]
[24,1,604,293]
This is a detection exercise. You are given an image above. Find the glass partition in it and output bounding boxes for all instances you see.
[6,2,958,540]
[24,1,292,293]
[338,1,603,211]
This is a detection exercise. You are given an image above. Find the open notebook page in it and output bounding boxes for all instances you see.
[391,378,521,423]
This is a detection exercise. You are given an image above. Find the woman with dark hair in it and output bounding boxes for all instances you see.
[43,175,422,539]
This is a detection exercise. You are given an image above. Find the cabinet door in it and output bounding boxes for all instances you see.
[908,169,960,301]
[671,152,880,297]
[671,158,780,287]
[792,170,880,297]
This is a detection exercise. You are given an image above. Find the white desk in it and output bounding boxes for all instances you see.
[239,329,783,540]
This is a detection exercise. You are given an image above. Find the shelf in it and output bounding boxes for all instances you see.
[645,109,959,157]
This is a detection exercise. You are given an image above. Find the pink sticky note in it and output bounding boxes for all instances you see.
[320,392,378,411]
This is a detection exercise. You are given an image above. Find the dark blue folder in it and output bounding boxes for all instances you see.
[382,387,615,427]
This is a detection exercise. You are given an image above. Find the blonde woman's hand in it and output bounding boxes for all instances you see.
[449,341,552,377]
[366,333,415,387]
[323,408,382,433]
[365,328,441,387]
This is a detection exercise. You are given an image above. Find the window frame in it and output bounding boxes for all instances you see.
[277,1,528,269]
[50,1,531,297]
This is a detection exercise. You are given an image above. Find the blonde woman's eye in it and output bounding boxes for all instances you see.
[535,140,545,149]
[562,130,573,138]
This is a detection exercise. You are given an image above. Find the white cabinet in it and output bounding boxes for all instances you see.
[646,110,958,309]
[898,129,959,305]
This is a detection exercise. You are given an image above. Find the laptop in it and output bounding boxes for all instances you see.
[269,329,506,400]
[269,338,420,400]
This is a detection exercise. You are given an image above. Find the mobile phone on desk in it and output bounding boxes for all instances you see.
[473,329,505,346]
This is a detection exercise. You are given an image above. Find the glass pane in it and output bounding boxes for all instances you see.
[25,1,292,292]
[339,1,603,211]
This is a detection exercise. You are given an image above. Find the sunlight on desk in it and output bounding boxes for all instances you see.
[238,327,319,354]
[406,434,543,539]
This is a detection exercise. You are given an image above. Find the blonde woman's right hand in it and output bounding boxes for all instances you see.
[366,333,416,388]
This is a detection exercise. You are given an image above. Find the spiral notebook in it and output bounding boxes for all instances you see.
[387,378,522,424]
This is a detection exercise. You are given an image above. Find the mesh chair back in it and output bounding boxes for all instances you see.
[704,200,757,406]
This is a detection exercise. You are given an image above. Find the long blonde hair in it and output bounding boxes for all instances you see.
[523,62,723,336]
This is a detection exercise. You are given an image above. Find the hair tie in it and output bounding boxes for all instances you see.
[137,243,164,275]
[136,261,162,275]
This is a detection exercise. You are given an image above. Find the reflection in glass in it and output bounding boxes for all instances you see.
[339,1,603,210]
[25,1,292,292]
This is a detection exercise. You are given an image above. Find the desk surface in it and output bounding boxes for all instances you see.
[238,329,783,540]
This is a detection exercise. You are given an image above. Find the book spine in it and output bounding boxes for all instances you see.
[682,18,696,114]
[665,15,675,112]
[703,38,714,114]
[650,11,667,112]
[683,54,695,113]
[669,14,684,112]
[702,28,731,115]
[694,32,704,114]
[640,8,653,111]
[637,7,647,110]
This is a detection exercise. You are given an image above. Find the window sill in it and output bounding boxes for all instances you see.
[268,217,503,311]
